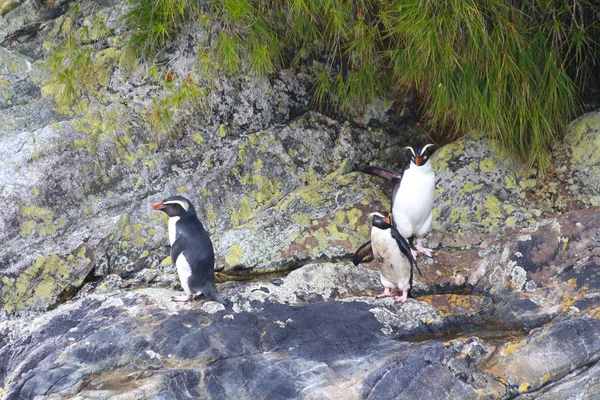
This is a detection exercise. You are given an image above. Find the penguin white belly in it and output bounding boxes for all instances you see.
[167,216,180,245]
[392,164,435,238]
[175,253,193,294]
[371,228,411,291]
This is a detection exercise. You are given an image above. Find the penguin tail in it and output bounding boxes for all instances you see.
[202,284,228,306]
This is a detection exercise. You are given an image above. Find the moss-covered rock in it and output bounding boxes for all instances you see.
[553,111,600,207]
[431,134,549,248]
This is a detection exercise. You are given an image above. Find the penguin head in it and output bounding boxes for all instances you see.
[369,211,393,230]
[152,195,196,217]
[405,143,435,166]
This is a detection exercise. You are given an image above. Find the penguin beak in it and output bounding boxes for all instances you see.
[414,156,422,166]
[383,216,391,225]
[152,201,165,210]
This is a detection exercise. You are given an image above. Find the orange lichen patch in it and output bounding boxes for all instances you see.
[418,294,486,318]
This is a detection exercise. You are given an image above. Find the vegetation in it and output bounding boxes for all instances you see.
[47,0,599,168]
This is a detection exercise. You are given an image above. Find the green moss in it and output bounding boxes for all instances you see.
[1,249,92,314]
[479,158,496,172]
[484,195,503,218]
[225,244,243,266]
[432,140,463,171]
[20,204,54,223]
[217,124,227,138]
[503,204,516,214]
[450,207,466,223]
[251,178,281,206]
[240,197,253,221]
[72,98,89,115]
[506,216,517,228]
[192,132,205,144]
[21,220,37,236]
[346,208,363,229]
[299,186,325,207]
[39,223,57,236]
[462,181,483,193]
[302,168,319,185]
[293,214,310,225]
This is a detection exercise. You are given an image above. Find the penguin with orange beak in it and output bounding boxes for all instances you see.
[362,143,436,258]
[353,211,419,302]
[152,195,226,304]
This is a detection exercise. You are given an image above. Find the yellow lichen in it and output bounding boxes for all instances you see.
[225,244,243,266]
[518,383,530,393]
[479,158,496,172]
[484,195,502,219]
[21,220,37,236]
[217,124,227,138]
[502,341,524,356]
[462,181,483,193]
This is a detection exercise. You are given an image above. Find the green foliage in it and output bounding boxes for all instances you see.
[146,72,208,135]
[124,0,194,56]
[50,0,597,168]
[46,36,92,113]
[44,1,113,113]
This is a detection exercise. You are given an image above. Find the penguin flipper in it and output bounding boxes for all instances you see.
[171,235,186,264]
[362,166,403,182]
[390,227,421,277]
[353,241,374,266]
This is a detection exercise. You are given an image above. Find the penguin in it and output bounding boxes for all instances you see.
[152,195,226,305]
[362,143,436,258]
[353,212,420,303]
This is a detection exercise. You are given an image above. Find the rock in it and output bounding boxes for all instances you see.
[553,111,600,208]
[430,133,543,248]
[430,112,600,250]
[0,0,420,314]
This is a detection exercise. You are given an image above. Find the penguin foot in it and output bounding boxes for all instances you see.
[415,238,434,257]
[172,294,193,302]
[376,287,392,298]
[394,291,408,303]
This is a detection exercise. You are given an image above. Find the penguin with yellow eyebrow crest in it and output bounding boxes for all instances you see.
[362,143,436,258]
[353,212,420,303]
[152,195,226,305]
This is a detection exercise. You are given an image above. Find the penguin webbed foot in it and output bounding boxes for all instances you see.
[414,238,434,258]
[172,294,194,302]
[394,291,408,303]
[376,287,392,298]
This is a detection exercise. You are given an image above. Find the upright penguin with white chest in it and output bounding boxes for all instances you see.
[152,195,226,304]
[362,143,436,258]
[353,212,419,303]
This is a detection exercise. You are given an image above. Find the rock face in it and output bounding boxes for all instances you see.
[2,1,600,399]
[0,1,415,314]
[2,211,600,400]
